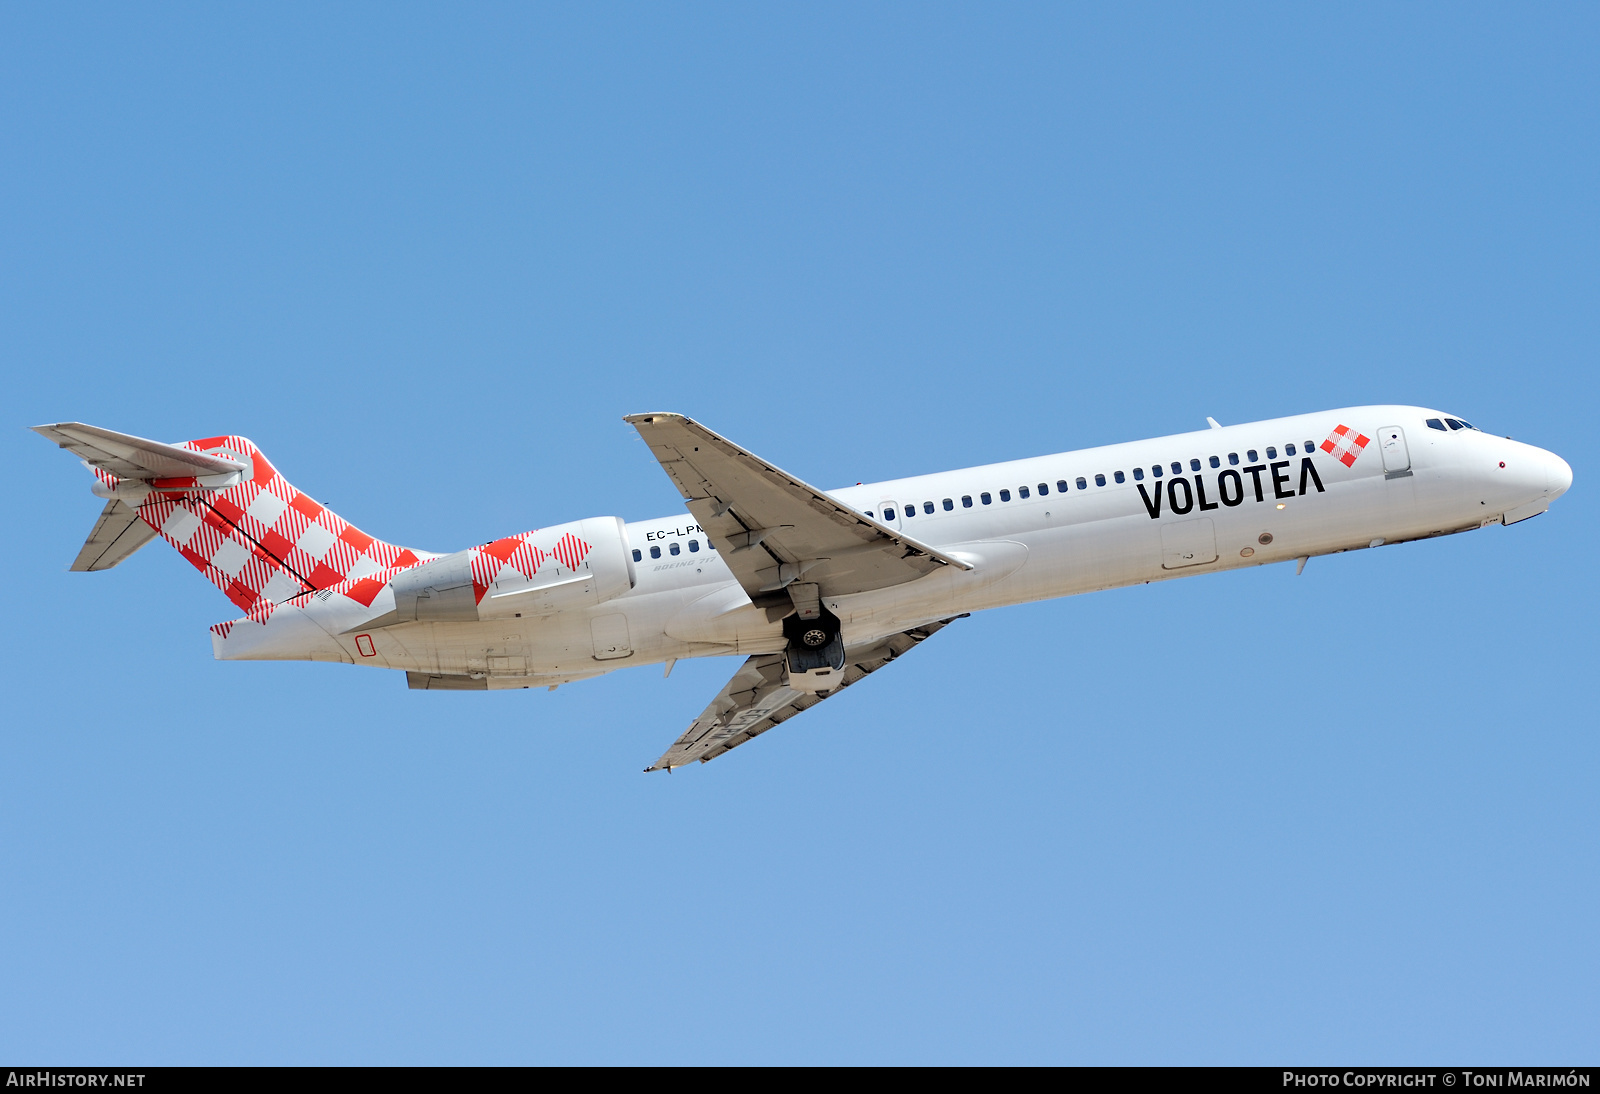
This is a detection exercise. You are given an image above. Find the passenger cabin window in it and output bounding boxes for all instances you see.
[669,541,680,555]
[632,549,642,562]
[1305,440,1315,451]
[1209,456,1220,468]
[1114,471,1125,483]
[1057,479,1069,493]
[650,546,661,559]
[1133,468,1144,481]
[999,489,1011,502]
[1247,450,1258,462]
[1286,443,1297,456]
[981,492,992,505]
[904,504,915,518]
[864,510,874,518]
[923,501,935,514]
[943,498,954,511]
[1426,418,1446,431]
[1170,462,1182,475]
[1076,477,1087,490]
[689,539,700,552]
[1189,458,1201,472]
[1266,447,1277,459]
[962,495,973,508]
[707,539,715,550]
[1038,483,1049,495]
[1094,474,1106,487]
[1018,486,1030,499]
[1229,453,1239,465]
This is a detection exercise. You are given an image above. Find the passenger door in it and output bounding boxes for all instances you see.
[1379,426,1411,475]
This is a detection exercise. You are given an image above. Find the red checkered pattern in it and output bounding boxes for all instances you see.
[1320,424,1370,468]
[128,434,601,637]
[132,434,424,623]
[467,530,591,603]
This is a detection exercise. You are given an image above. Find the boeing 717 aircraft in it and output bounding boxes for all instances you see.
[35,407,1571,770]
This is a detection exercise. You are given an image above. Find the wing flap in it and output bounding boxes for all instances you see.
[647,617,959,770]
[626,413,969,600]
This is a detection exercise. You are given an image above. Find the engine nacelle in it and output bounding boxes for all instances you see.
[381,516,635,625]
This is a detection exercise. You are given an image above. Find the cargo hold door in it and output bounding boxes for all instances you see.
[591,614,633,661]
[1161,517,1218,569]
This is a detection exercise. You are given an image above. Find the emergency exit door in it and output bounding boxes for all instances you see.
[1379,426,1411,475]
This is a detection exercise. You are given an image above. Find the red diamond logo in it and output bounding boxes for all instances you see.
[1321,424,1370,467]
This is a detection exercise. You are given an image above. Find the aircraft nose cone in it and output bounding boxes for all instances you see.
[1548,452,1573,499]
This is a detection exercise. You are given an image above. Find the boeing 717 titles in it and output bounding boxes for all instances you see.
[35,407,1572,770]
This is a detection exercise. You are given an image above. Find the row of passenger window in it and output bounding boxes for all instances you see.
[632,538,716,562]
[864,439,1320,520]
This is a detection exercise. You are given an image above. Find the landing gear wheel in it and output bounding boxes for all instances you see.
[783,606,842,655]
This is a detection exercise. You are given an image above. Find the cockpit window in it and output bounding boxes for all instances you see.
[1459,420,1476,430]
[1426,418,1446,431]
[1445,418,1464,430]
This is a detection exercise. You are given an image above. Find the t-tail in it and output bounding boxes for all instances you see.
[32,423,430,629]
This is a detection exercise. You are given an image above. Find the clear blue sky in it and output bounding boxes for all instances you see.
[2,4,1595,1064]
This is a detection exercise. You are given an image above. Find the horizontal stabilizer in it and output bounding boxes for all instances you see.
[32,422,247,481]
[71,499,158,571]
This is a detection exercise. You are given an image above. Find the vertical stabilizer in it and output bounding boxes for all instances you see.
[35,423,432,622]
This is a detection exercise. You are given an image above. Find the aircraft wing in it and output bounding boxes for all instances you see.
[31,422,246,481]
[647,617,957,770]
[625,413,970,602]
[70,499,159,572]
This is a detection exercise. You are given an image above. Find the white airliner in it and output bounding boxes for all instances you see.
[35,407,1571,770]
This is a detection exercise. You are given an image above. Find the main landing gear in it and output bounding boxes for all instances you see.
[781,600,846,694]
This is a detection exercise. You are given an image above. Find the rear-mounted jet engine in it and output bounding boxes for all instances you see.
[364,516,636,627]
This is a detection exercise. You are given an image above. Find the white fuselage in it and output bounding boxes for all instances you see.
[219,405,1572,686]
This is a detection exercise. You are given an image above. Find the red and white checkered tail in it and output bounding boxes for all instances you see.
[34,423,428,622]
[136,434,434,619]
